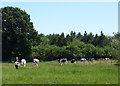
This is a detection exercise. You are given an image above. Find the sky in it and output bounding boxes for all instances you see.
[1,2,118,36]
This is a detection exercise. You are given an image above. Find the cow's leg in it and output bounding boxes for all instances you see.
[21,64,23,67]
[15,65,18,69]
[34,63,36,66]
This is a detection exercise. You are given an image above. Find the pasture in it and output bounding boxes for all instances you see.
[2,60,118,84]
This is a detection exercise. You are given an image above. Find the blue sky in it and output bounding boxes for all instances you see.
[1,2,118,36]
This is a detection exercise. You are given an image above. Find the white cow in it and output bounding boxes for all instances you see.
[58,58,68,65]
[81,58,86,63]
[71,59,77,63]
[33,58,39,66]
[105,58,110,60]
[15,61,20,69]
[14,57,20,69]
[21,59,26,67]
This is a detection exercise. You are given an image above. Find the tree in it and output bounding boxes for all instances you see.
[48,34,59,46]
[87,32,94,44]
[111,32,120,61]
[70,31,76,38]
[81,31,88,44]
[58,33,66,47]
[92,46,105,59]
[2,7,36,61]
[69,31,76,42]
[103,46,112,58]
[76,32,82,41]
[65,34,71,45]
[93,34,99,47]
[82,44,95,58]
[98,31,109,47]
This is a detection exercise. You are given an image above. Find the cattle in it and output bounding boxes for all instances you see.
[71,59,77,63]
[21,59,26,67]
[33,58,39,66]
[100,58,105,61]
[15,57,20,69]
[105,58,110,60]
[87,58,95,61]
[81,58,86,63]
[58,58,68,65]
[15,61,20,69]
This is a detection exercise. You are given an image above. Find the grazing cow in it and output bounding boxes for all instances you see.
[58,59,61,63]
[21,59,26,67]
[15,57,20,69]
[71,59,77,63]
[58,58,68,65]
[87,58,95,61]
[15,61,20,69]
[105,58,110,60]
[81,58,86,63]
[100,58,105,61]
[33,58,39,66]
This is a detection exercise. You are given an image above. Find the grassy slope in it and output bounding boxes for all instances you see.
[2,61,118,84]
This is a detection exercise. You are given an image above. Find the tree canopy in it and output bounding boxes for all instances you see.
[2,7,38,61]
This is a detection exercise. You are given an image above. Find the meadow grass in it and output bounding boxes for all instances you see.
[2,60,118,84]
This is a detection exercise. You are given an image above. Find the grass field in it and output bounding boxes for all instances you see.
[2,60,118,84]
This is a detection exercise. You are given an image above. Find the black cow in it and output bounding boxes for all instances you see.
[71,59,77,63]
[81,58,86,63]
[58,58,67,65]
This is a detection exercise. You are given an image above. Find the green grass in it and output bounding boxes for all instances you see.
[2,60,118,84]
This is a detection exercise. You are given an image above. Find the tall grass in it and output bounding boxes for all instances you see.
[2,60,118,84]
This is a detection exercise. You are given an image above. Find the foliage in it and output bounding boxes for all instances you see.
[2,7,37,60]
[111,32,120,61]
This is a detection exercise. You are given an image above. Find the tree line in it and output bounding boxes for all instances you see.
[2,7,120,62]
